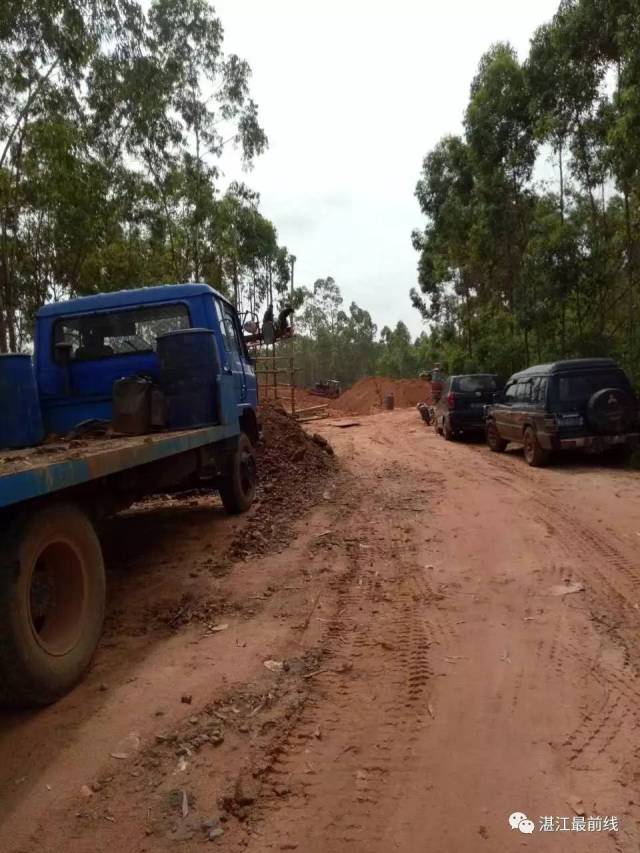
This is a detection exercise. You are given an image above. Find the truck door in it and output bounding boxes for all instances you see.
[215,299,247,403]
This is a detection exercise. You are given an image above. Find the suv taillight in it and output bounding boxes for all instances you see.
[447,391,456,410]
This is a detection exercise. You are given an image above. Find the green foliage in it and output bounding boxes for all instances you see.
[294,278,437,387]
[296,277,378,386]
[413,0,640,382]
[0,0,286,351]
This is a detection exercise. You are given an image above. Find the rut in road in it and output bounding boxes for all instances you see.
[248,458,443,852]
[245,414,640,853]
[3,409,640,853]
[467,443,640,793]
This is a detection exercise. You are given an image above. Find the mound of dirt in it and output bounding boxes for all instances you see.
[226,402,337,561]
[332,376,432,415]
[257,402,334,484]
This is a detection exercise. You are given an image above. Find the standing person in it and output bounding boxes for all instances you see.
[430,363,447,403]
[417,371,433,424]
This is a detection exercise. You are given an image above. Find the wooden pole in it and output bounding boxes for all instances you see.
[290,254,296,416]
[268,264,277,400]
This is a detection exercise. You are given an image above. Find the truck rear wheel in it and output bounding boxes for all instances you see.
[0,503,105,707]
[219,433,257,515]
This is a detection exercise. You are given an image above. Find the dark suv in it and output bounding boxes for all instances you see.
[485,358,639,466]
[434,374,503,441]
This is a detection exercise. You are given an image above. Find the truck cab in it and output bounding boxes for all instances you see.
[35,283,257,441]
[0,284,261,706]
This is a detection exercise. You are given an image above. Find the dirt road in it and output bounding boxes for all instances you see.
[2,408,640,852]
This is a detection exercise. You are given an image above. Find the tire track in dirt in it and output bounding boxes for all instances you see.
[517,489,640,783]
[469,444,640,611]
[243,457,443,852]
[440,438,640,841]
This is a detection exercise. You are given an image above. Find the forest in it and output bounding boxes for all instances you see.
[4,0,637,389]
[412,0,640,381]
[0,0,292,352]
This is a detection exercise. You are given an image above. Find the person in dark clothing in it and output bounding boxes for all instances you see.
[276,304,294,336]
[430,363,447,403]
[262,303,274,326]
[417,372,433,424]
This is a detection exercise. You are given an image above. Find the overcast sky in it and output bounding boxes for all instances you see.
[215,0,559,338]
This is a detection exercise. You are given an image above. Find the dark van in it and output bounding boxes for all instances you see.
[485,358,639,466]
[434,374,503,441]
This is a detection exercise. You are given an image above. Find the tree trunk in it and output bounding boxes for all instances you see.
[193,103,201,282]
[233,256,239,307]
[558,140,564,225]
[624,187,634,361]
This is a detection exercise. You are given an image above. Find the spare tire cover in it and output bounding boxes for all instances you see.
[586,387,636,434]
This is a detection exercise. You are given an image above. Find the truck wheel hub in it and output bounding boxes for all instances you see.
[29,540,86,656]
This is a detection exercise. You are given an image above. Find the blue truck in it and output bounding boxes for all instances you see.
[0,283,259,706]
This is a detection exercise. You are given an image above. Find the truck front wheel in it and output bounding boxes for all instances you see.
[219,433,257,514]
[0,503,105,707]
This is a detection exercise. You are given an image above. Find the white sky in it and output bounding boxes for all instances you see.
[215,0,560,338]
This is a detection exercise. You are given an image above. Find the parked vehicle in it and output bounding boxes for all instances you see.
[309,379,341,399]
[0,283,259,706]
[485,358,639,466]
[433,374,503,441]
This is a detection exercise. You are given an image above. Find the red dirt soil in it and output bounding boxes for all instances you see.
[331,375,432,415]
[259,387,325,414]
[2,409,640,852]
[260,379,432,417]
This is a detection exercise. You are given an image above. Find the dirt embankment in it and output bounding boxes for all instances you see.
[260,378,432,417]
[331,376,432,415]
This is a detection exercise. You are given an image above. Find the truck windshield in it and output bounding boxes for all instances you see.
[54,304,190,362]
[549,370,631,409]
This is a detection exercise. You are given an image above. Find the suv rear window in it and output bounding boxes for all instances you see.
[549,370,631,408]
[453,376,499,393]
[54,303,191,362]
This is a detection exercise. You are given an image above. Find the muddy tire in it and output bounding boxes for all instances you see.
[219,433,257,515]
[523,426,550,467]
[486,421,507,453]
[443,418,456,442]
[0,503,105,707]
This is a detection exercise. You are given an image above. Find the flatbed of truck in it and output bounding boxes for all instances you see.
[0,424,236,509]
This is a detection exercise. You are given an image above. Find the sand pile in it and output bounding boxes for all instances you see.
[332,376,432,415]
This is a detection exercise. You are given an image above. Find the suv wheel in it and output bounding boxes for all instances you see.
[486,422,507,453]
[443,418,455,442]
[523,427,550,467]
